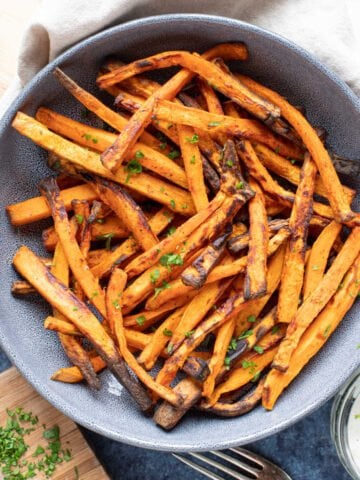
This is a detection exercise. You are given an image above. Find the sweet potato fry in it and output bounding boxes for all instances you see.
[36,106,188,189]
[91,207,173,279]
[236,139,334,219]
[202,378,265,417]
[180,226,231,289]
[11,281,36,296]
[153,100,302,160]
[39,177,107,317]
[202,318,236,399]
[146,228,290,310]
[137,306,187,370]
[254,143,355,203]
[106,269,183,407]
[178,124,209,211]
[12,112,196,215]
[44,316,82,337]
[205,347,277,406]
[236,73,356,224]
[124,191,226,278]
[244,179,268,300]
[6,183,97,226]
[52,356,107,383]
[13,245,152,412]
[96,44,256,173]
[277,154,317,324]
[85,174,158,251]
[97,51,279,122]
[303,221,342,300]
[263,253,360,409]
[273,226,360,371]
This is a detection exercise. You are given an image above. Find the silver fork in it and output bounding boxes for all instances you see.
[173,447,292,480]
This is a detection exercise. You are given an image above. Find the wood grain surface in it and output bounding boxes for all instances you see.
[0,368,109,480]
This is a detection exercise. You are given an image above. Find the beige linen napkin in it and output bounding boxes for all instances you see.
[1,0,359,116]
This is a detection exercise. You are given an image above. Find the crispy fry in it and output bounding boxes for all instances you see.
[263,253,360,409]
[273,227,360,371]
[11,280,36,296]
[6,183,97,226]
[154,100,302,160]
[277,154,317,324]
[254,143,355,203]
[106,269,183,407]
[236,73,356,224]
[52,356,107,383]
[236,140,334,219]
[303,221,342,299]
[205,347,277,406]
[36,106,188,189]
[13,245,152,412]
[146,228,290,310]
[96,44,253,173]
[180,226,231,289]
[244,179,268,300]
[85,174,158,251]
[178,124,209,211]
[125,191,225,279]
[137,306,187,370]
[39,177,107,316]
[202,318,236,399]
[12,112,196,215]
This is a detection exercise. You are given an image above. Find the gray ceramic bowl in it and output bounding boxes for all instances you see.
[1,14,360,451]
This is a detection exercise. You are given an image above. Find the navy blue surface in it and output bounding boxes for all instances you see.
[0,351,350,480]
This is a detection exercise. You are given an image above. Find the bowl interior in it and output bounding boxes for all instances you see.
[1,14,360,451]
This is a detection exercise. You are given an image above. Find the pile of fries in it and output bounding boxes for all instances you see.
[7,43,360,429]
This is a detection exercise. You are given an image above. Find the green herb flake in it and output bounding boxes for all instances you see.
[323,324,332,338]
[166,226,177,236]
[252,371,261,383]
[170,199,176,209]
[290,159,297,165]
[312,264,320,271]
[228,338,238,351]
[82,133,92,141]
[247,315,256,323]
[75,214,84,225]
[112,299,121,310]
[33,446,45,457]
[226,160,234,167]
[167,343,174,354]
[186,134,199,144]
[74,466,80,479]
[208,121,221,127]
[43,426,60,441]
[236,181,244,189]
[159,142,167,150]
[136,315,146,326]
[224,357,231,369]
[135,150,144,159]
[159,253,183,270]
[238,329,253,340]
[92,137,98,144]
[181,203,188,210]
[163,328,173,337]
[150,269,160,284]
[254,345,264,354]
[271,325,280,335]
[168,150,180,160]
[185,330,195,338]
[190,155,196,164]
[125,159,142,183]
[154,281,171,298]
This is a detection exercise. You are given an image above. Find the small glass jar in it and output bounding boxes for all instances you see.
[331,368,360,479]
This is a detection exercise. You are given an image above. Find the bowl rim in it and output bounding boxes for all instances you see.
[1,13,359,451]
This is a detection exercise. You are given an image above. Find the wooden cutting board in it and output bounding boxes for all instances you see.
[0,367,109,480]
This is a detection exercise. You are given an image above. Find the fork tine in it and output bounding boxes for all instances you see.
[172,454,223,480]
[189,452,252,480]
[230,447,265,468]
[210,450,259,476]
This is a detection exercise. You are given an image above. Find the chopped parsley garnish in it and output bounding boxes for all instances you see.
[159,142,167,150]
[252,371,261,382]
[170,199,176,209]
[168,149,180,160]
[159,253,183,270]
[112,299,120,310]
[312,264,320,271]
[190,155,196,164]
[154,281,171,298]
[163,328,173,337]
[150,269,160,284]
[323,324,332,338]
[224,357,231,369]
[228,338,238,351]
[241,360,257,374]
[181,203,188,210]
[238,329,253,340]
[185,330,195,338]
[166,226,177,236]
[290,159,297,164]
[136,315,146,326]
[135,150,144,159]
[125,159,142,183]
[97,232,115,250]
[186,134,199,144]
[226,160,234,167]
[208,121,221,127]
[271,325,280,335]
[75,214,84,224]
[254,345,264,354]
[167,343,174,354]
[236,181,244,189]
[82,133,98,144]
[247,315,256,323]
